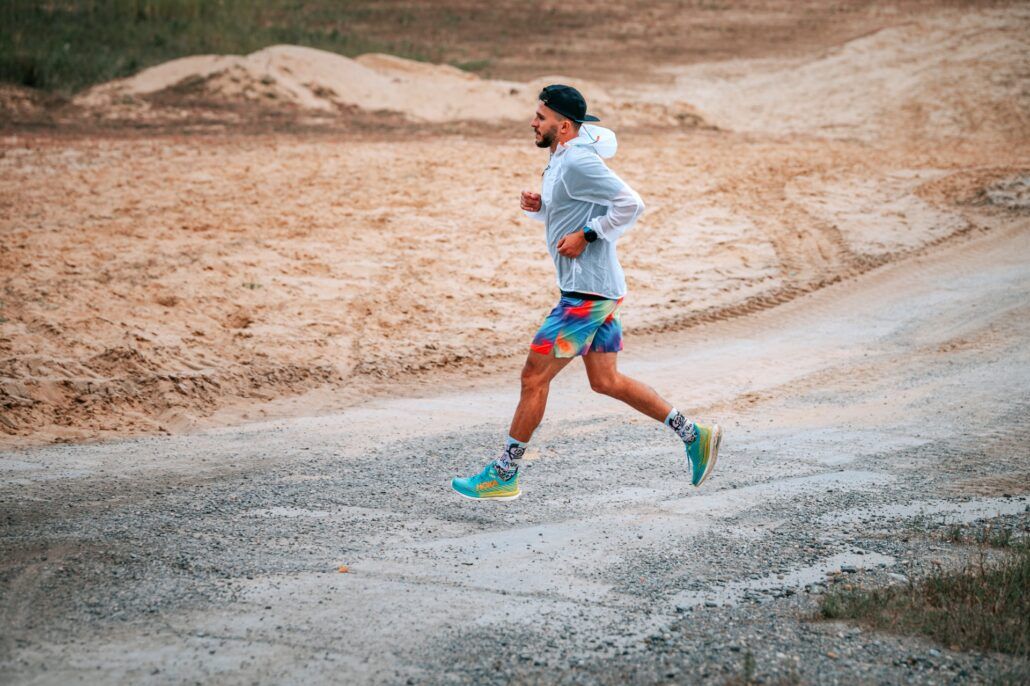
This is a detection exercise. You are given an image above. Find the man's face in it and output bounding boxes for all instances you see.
[532,103,561,149]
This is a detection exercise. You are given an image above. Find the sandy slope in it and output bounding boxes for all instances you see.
[1,5,1029,446]
[653,7,1030,141]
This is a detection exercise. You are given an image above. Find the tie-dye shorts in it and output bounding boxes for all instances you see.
[530,295,624,358]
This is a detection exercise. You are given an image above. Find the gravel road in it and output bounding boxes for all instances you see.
[2,225,1028,685]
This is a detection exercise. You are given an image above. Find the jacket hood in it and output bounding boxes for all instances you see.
[570,124,618,159]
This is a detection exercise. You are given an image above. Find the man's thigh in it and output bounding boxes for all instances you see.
[582,350,618,384]
[522,350,575,384]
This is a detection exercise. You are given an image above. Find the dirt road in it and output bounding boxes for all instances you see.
[2,220,1027,684]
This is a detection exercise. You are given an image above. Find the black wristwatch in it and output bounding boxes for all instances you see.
[583,227,598,243]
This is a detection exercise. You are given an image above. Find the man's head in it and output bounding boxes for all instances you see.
[532,84,599,151]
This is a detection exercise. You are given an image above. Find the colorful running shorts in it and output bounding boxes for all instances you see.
[530,296,624,358]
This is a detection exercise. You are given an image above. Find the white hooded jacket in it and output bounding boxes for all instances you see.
[524,124,644,299]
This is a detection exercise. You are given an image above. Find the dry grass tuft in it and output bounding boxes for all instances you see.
[820,538,1029,656]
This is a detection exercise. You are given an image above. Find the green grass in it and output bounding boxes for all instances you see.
[820,541,1029,656]
[0,1,431,95]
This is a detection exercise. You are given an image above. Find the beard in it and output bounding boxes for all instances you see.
[535,127,556,148]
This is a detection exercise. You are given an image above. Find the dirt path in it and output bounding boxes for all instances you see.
[2,222,1027,684]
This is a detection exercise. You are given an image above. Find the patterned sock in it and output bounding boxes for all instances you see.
[495,436,526,480]
[664,408,697,445]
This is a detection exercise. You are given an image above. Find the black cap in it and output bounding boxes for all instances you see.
[538,84,600,123]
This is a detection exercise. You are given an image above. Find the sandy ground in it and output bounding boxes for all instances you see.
[2,3,1028,447]
[2,213,1028,685]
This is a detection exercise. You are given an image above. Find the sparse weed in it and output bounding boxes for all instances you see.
[722,649,801,686]
[977,522,1016,549]
[820,538,1029,656]
[945,522,964,543]
[936,517,1025,549]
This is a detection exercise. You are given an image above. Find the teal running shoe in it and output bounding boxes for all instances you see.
[451,462,521,501]
[686,423,722,487]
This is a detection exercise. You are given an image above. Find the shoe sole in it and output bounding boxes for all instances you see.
[452,486,522,501]
[695,424,722,487]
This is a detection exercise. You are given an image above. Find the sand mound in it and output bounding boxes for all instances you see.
[70,46,595,123]
[73,45,703,127]
[76,45,528,122]
[657,8,1030,140]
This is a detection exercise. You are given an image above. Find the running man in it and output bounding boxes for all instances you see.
[452,84,721,500]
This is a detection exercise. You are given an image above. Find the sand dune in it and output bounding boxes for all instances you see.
[74,45,702,127]
[76,45,528,121]
[654,8,1030,140]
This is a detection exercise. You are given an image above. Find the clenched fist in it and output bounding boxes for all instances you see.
[520,190,542,212]
[557,230,587,258]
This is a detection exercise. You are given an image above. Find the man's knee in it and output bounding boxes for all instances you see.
[589,372,620,396]
[521,358,552,389]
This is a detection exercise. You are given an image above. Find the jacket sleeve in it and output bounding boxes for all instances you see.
[560,150,644,241]
[523,199,546,222]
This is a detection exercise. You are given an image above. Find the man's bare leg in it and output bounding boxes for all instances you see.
[583,350,722,486]
[582,351,671,421]
[509,350,576,442]
[450,351,574,497]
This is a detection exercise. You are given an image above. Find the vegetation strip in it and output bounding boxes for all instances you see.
[1,0,427,94]
[820,531,1029,657]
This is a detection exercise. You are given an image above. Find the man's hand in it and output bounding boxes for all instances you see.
[557,230,587,258]
[520,190,542,212]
